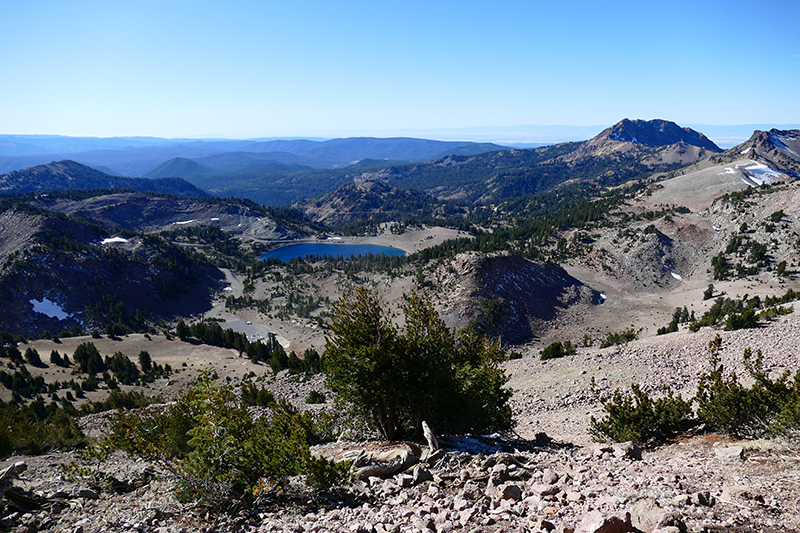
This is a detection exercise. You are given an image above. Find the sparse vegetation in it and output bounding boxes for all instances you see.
[0,401,86,458]
[592,336,800,446]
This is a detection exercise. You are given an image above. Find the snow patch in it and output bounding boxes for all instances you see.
[742,163,783,185]
[740,146,752,155]
[211,217,220,221]
[100,237,128,244]
[671,272,683,280]
[173,220,195,225]
[29,298,69,320]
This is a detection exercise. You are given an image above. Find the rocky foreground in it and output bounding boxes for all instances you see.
[3,313,800,533]
[2,427,799,533]
[2,420,800,533]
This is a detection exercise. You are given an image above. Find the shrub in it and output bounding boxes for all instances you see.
[73,342,105,375]
[24,347,43,367]
[703,284,714,300]
[240,381,275,407]
[540,340,576,360]
[323,288,513,440]
[105,352,140,385]
[79,389,160,414]
[599,328,638,348]
[104,373,347,509]
[724,309,759,330]
[50,350,65,367]
[590,382,693,447]
[695,345,799,439]
[306,390,326,404]
[0,403,86,458]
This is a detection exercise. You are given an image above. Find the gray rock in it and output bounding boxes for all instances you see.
[543,469,560,485]
[673,494,691,507]
[499,484,523,501]
[425,449,446,466]
[566,491,584,502]
[590,444,614,458]
[531,483,560,497]
[575,511,631,533]
[413,465,434,485]
[537,518,556,532]
[631,498,663,532]
[612,442,642,461]
[654,512,687,533]
[714,445,744,461]
[692,490,715,507]
[490,463,510,483]
[396,474,414,488]
[76,488,99,500]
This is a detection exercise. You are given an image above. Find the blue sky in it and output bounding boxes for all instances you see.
[1,0,799,140]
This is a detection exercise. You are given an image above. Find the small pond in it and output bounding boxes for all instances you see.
[259,243,406,262]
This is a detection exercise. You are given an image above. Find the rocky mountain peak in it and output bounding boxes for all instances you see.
[603,118,722,152]
[721,128,800,178]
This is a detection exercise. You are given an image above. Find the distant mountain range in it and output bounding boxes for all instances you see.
[0,135,508,176]
[2,119,798,211]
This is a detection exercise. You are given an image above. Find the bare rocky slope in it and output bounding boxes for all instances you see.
[712,129,800,178]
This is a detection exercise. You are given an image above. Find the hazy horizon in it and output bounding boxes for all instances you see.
[4,120,799,149]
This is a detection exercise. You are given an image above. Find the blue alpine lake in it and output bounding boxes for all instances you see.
[259,242,406,262]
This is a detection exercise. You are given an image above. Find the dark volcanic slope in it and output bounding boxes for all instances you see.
[0,202,223,337]
[440,252,600,345]
[29,191,301,239]
[0,160,208,198]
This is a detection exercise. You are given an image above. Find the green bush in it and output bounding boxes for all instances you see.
[24,347,43,367]
[703,284,714,300]
[104,373,347,509]
[540,340,576,360]
[306,390,326,404]
[80,389,160,414]
[599,328,638,348]
[0,402,86,458]
[695,345,799,439]
[323,288,513,440]
[240,381,275,407]
[590,382,693,447]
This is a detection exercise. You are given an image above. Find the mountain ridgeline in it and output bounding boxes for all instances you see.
[605,118,722,151]
[0,160,207,198]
